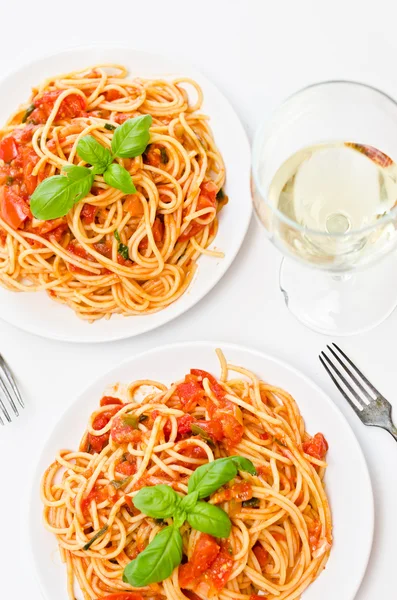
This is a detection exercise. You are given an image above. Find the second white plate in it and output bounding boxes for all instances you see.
[29,341,374,600]
[0,46,251,342]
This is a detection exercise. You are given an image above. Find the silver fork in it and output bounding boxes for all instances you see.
[0,354,24,425]
[319,343,397,442]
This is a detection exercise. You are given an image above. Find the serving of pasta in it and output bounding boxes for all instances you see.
[0,65,227,322]
[41,349,332,600]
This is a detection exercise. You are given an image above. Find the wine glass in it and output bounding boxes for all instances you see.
[252,81,397,335]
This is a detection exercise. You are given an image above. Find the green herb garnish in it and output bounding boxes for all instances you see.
[22,104,35,123]
[139,414,149,423]
[160,148,169,164]
[110,477,131,490]
[121,414,139,428]
[114,230,130,260]
[191,423,214,444]
[216,188,224,200]
[82,525,108,551]
[30,115,152,221]
[104,123,117,131]
[242,497,260,508]
[6,176,14,186]
[122,455,255,587]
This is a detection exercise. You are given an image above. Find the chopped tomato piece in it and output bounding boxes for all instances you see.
[0,136,18,163]
[190,368,217,386]
[177,414,194,435]
[114,113,133,124]
[124,194,144,217]
[190,368,226,401]
[191,419,224,443]
[180,444,208,459]
[105,89,123,102]
[116,460,137,476]
[88,414,110,453]
[218,412,244,448]
[250,595,267,600]
[260,432,270,440]
[18,146,39,195]
[179,534,220,588]
[302,433,328,461]
[308,520,322,552]
[139,217,164,250]
[100,396,123,407]
[81,203,97,224]
[0,186,31,229]
[212,482,253,504]
[144,144,162,167]
[205,546,233,591]
[253,543,268,568]
[96,592,144,600]
[12,124,37,143]
[175,375,204,412]
[111,415,142,444]
[81,483,117,515]
[30,90,86,123]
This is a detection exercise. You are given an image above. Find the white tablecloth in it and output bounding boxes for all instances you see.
[0,0,395,596]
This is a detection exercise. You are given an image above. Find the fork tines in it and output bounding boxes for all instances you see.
[0,355,24,425]
[320,343,384,421]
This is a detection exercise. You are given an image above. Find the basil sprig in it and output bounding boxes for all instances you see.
[123,455,255,587]
[30,115,152,221]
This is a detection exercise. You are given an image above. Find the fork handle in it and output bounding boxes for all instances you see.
[386,424,397,442]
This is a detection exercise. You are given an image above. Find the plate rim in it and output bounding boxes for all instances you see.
[27,339,374,600]
[0,44,252,343]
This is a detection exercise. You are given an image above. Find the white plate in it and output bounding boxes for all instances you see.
[0,46,251,342]
[29,341,374,600]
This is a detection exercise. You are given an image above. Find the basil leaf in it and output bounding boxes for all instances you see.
[133,485,181,518]
[188,456,256,499]
[22,104,35,123]
[114,229,121,243]
[123,525,182,586]
[104,123,116,131]
[77,135,112,174]
[121,414,138,428]
[187,458,238,499]
[82,525,108,550]
[111,115,152,158]
[173,507,186,529]
[30,165,94,220]
[103,163,136,194]
[229,455,257,476]
[187,502,231,538]
[179,491,199,513]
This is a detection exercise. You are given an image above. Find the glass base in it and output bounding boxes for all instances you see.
[279,255,397,336]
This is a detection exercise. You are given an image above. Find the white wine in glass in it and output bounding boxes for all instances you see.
[253,82,397,335]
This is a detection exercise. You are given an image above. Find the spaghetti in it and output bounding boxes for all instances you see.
[41,350,332,600]
[0,65,226,321]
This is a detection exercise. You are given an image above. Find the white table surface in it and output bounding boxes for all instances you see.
[0,0,396,596]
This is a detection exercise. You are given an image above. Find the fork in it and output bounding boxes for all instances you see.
[319,343,397,442]
[0,354,24,425]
